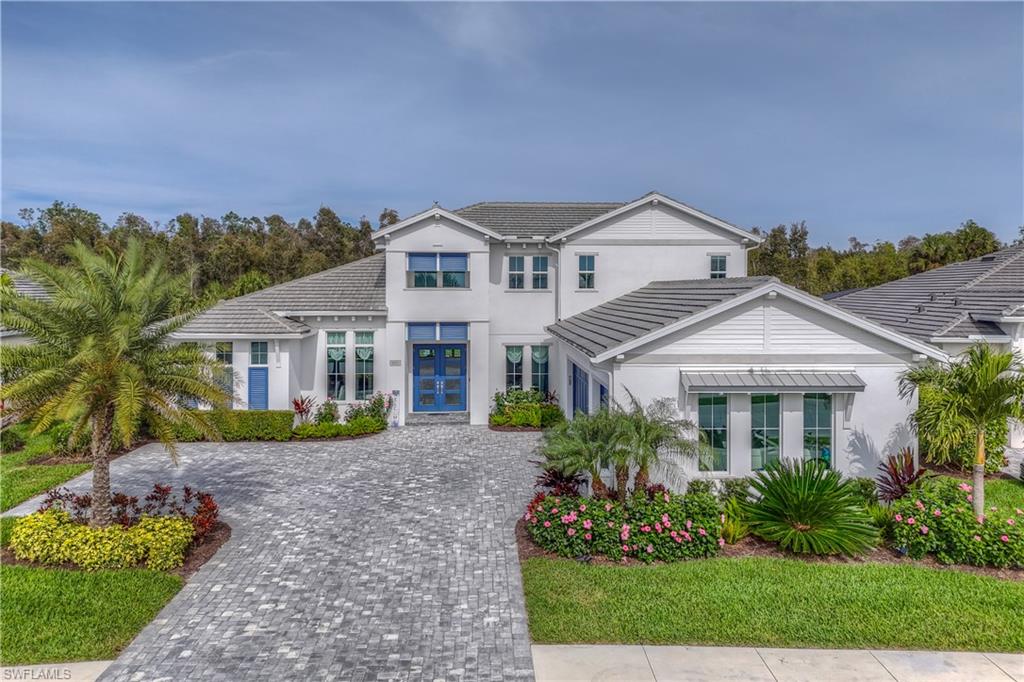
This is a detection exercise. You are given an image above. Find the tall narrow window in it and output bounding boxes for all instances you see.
[508,256,525,289]
[530,345,549,394]
[803,393,833,466]
[215,342,234,407]
[710,255,727,279]
[354,331,374,399]
[598,384,609,410]
[532,256,549,289]
[326,332,346,400]
[578,255,595,289]
[698,393,728,472]
[250,341,268,365]
[506,346,524,388]
[751,394,781,470]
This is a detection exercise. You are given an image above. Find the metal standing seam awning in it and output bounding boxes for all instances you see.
[679,370,867,393]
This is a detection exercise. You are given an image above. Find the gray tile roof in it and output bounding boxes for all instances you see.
[176,254,386,337]
[829,244,1024,341]
[1,268,51,337]
[680,370,866,392]
[546,277,776,357]
[452,202,623,238]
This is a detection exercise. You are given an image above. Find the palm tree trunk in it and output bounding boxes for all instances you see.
[634,464,649,494]
[615,464,629,502]
[90,408,115,528]
[589,469,610,498]
[972,429,985,518]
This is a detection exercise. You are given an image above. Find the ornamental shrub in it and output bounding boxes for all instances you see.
[917,384,1009,474]
[344,392,393,424]
[720,477,753,502]
[539,404,565,428]
[0,427,25,453]
[490,388,564,429]
[686,479,714,496]
[743,460,879,556]
[315,399,339,425]
[890,477,1024,568]
[173,410,294,442]
[524,491,722,563]
[9,509,194,570]
[292,415,385,439]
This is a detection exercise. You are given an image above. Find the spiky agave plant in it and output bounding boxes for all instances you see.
[743,459,879,556]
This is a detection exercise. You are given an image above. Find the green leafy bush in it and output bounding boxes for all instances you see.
[315,399,339,425]
[686,479,714,496]
[851,477,878,506]
[743,460,879,556]
[525,491,722,563]
[343,392,393,424]
[917,384,1008,474]
[721,496,750,544]
[9,509,193,570]
[292,415,385,439]
[720,478,752,502]
[539,404,565,428]
[867,503,895,540]
[490,388,564,429]
[173,410,294,442]
[891,478,1024,568]
[0,428,25,454]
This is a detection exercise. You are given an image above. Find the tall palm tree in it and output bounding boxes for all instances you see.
[900,344,1024,516]
[0,240,229,527]
[618,391,702,492]
[540,408,629,499]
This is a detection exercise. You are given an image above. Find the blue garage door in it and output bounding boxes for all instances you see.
[248,367,268,410]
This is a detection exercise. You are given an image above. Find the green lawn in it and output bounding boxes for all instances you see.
[0,564,183,665]
[522,557,1024,652]
[1,426,90,512]
[986,477,1024,512]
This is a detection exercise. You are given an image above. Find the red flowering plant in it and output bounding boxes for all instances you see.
[524,490,722,563]
[891,477,1023,568]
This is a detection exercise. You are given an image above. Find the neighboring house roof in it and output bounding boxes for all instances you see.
[546,277,776,358]
[680,370,866,393]
[174,254,387,339]
[547,276,948,363]
[828,244,1024,342]
[452,202,624,239]
[0,268,51,338]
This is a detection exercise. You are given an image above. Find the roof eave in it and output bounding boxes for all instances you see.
[371,207,503,242]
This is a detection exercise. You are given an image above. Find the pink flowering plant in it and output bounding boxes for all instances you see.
[891,477,1023,568]
[524,490,722,563]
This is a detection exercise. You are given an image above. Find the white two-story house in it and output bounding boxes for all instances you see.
[173,191,1024,479]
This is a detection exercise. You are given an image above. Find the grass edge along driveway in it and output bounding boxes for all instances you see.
[1,426,90,512]
[522,556,1024,653]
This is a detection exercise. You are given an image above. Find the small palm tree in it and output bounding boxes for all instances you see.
[0,240,230,527]
[900,344,1024,516]
[618,391,701,492]
[540,408,629,499]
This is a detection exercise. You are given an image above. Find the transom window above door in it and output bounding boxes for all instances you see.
[407,253,468,288]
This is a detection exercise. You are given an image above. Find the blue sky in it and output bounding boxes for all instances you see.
[2,2,1021,246]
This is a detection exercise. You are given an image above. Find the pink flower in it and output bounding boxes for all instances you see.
[967,494,973,502]
[622,544,630,552]
[605,503,613,512]
[654,522,663,533]
[698,528,707,536]
[718,537,726,547]
[664,520,671,528]
[907,517,916,525]
[958,483,972,491]
[551,508,558,514]
[978,515,986,524]
[661,514,670,524]
[584,532,592,540]
[543,521,551,528]
[933,509,942,517]
[920,525,929,535]
[663,493,670,502]
[1008,518,1016,526]
[531,518,537,525]
[645,545,654,554]
[607,521,615,528]
[579,504,587,512]
[894,514,903,522]
[1001,535,1010,543]
[641,525,652,533]
[674,536,682,543]
[632,544,638,551]
[686,519,693,530]
[974,535,982,542]
[682,532,692,541]
[567,528,576,537]
[583,519,593,530]
[915,500,925,510]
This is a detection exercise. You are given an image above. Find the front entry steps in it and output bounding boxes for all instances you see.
[405,412,470,426]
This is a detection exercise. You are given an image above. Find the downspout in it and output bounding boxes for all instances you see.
[540,240,562,321]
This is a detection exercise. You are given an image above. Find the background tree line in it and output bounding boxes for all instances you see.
[1,201,1016,307]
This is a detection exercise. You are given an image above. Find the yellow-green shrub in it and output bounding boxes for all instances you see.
[9,509,194,571]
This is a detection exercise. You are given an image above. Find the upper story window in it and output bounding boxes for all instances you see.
[250,341,268,365]
[532,256,549,290]
[578,254,595,289]
[508,256,525,289]
[710,255,727,279]
[408,253,468,288]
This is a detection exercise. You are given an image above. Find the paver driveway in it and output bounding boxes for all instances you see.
[10,425,541,681]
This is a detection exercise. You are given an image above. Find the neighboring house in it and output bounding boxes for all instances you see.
[828,244,1024,448]
[173,190,960,479]
[0,268,50,347]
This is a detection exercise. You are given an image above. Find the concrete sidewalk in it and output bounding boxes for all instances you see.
[533,645,1024,682]
[0,661,112,682]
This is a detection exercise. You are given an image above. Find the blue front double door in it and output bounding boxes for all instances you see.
[413,344,467,412]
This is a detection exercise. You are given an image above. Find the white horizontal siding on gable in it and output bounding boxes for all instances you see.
[767,298,906,355]
[574,204,742,243]
[657,302,766,354]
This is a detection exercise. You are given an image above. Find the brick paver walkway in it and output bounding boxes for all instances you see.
[10,426,541,681]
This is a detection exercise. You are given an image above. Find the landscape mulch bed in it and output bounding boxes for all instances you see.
[515,518,1024,581]
[1,521,232,581]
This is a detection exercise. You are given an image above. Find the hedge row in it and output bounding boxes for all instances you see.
[292,416,387,439]
[173,410,295,442]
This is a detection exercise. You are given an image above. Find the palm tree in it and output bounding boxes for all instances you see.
[540,408,629,499]
[899,344,1024,516]
[0,240,230,527]
[618,392,702,492]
